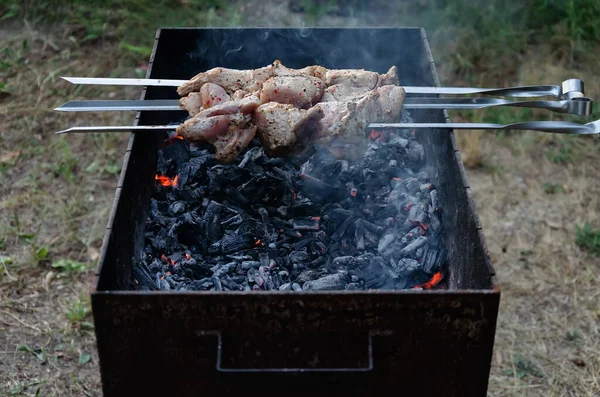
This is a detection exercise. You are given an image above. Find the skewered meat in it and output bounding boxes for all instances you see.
[185,95,260,119]
[200,83,230,108]
[310,85,406,153]
[178,64,276,96]
[176,96,261,162]
[324,69,379,88]
[260,75,325,109]
[179,92,204,117]
[179,83,232,116]
[255,102,324,156]
[177,113,256,162]
[321,84,372,102]
[177,61,396,96]
[177,62,405,161]
[377,66,399,86]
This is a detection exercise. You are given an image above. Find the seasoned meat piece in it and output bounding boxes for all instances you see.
[176,96,261,162]
[260,75,325,109]
[273,61,328,80]
[177,113,256,162]
[178,64,276,96]
[214,123,257,162]
[200,83,230,108]
[255,102,324,156]
[377,66,399,87]
[179,92,204,117]
[321,84,372,102]
[179,83,232,117]
[191,95,260,119]
[313,85,406,158]
[177,114,237,142]
[324,69,379,88]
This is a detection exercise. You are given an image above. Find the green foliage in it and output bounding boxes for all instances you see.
[34,247,48,261]
[566,328,580,342]
[51,259,87,275]
[503,354,544,378]
[527,0,600,44]
[542,182,564,194]
[17,344,47,363]
[78,351,91,365]
[397,0,600,79]
[575,223,600,256]
[66,296,91,324]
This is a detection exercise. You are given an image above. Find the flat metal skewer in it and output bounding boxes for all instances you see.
[60,77,585,100]
[54,97,594,116]
[56,119,600,135]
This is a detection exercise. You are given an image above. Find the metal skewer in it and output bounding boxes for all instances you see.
[53,97,594,116]
[56,119,600,135]
[60,77,585,100]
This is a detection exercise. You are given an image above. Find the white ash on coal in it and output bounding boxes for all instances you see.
[132,110,446,292]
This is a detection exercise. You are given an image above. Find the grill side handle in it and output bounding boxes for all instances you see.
[211,331,383,373]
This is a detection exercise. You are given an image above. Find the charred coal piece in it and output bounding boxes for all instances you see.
[332,253,374,270]
[400,236,428,255]
[331,216,355,241]
[291,217,320,231]
[360,257,394,290]
[302,272,348,290]
[132,262,157,290]
[241,261,261,270]
[355,219,365,251]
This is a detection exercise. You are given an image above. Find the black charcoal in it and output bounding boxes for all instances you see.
[303,272,348,290]
[139,110,446,291]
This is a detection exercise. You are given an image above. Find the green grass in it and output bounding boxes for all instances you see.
[504,354,544,379]
[575,223,600,256]
[66,296,91,324]
[1,0,240,64]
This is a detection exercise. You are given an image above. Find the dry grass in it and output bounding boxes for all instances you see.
[1,2,599,396]
[0,23,134,396]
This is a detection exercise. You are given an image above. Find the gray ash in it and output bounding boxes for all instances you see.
[133,110,446,292]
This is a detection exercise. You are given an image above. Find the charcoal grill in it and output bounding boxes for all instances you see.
[92,28,500,397]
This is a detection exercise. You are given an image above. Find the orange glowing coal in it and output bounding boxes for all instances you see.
[155,174,179,187]
[414,272,443,290]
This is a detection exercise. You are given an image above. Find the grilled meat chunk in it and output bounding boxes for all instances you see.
[255,102,324,156]
[312,85,406,157]
[260,75,325,109]
[177,113,256,162]
[176,96,261,162]
[178,64,276,96]
[179,83,232,116]
[179,92,204,117]
[324,69,379,88]
[200,83,230,108]
[321,84,372,102]
[190,95,261,119]
[377,66,399,87]
[178,61,396,97]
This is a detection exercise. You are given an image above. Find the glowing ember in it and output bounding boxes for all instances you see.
[414,272,443,290]
[155,174,178,187]
[166,134,185,145]
[350,189,357,197]
[368,130,382,140]
[392,177,402,181]
[160,254,169,262]
[185,253,191,260]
